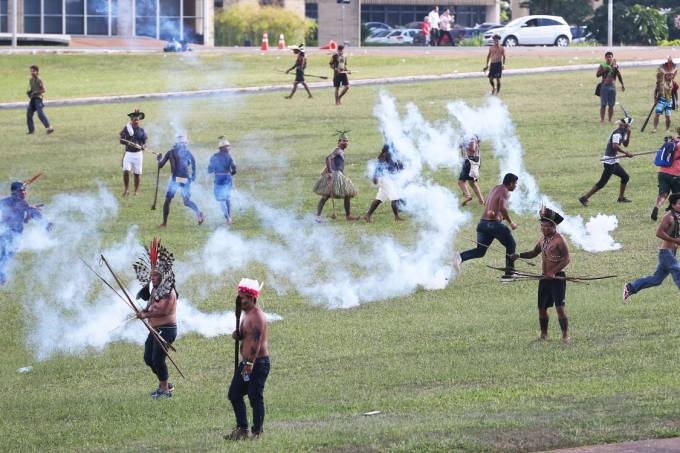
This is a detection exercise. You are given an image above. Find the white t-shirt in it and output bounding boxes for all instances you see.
[428,10,440,30]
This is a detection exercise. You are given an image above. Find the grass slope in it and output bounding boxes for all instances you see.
[1,59,679,452]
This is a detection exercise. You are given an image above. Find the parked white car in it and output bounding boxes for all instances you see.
[383,29,420,45]
[484,15,572,47]
[365,29,393,44]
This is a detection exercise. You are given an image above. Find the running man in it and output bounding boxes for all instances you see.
[454,173,519,282]
[579,117,633,206]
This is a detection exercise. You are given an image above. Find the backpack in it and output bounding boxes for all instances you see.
[655,140,676,167]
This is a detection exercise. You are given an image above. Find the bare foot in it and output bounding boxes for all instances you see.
[561,336,571,345]
[284,95,291,99]
[394,216,404,222]
[539,334,548,342]
[462,195,473,206]
[346,215,359,221]
[197,212,205,225]
[227,216,233,225]
[308,95,313,99]
[315,216,324,223]
[158,223,167,229]
[363,215,372,223]
[122,191,129,198]
[330,213,337,220]
[133,191,139,196]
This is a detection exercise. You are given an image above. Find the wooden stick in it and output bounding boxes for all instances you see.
[109,315,137,333]
[485,265,617,282]
[151,164,160,211]
[120,138,159,156]
[460,235,535,266]
[599,150,658,162]
[24,171,44,186]
[234,296,241,372]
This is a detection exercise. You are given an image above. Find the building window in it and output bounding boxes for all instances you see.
[183,0,205,44]
[88,0,109,34]
[360,4,485,28]
[0,0,8,33]
[65,0,85,34]
[305,2,317,20]
[136,0,157,38]
[44,1,63,34]
[24,0,40,32]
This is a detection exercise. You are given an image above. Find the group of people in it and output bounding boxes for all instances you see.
[284,44,351,106]
[119,110,237,226]
[423,5,458,47]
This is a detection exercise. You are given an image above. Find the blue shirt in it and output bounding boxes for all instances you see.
[0,195,41,234]
[158,143,196,179]
[208,151,237,185]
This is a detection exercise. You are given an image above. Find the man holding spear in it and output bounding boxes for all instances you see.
[133,237,178,399]
[579,117,633,206]
[512,208,571,343]
[285,44,312,99]
[226,279,270,441]
[119,109,148,197]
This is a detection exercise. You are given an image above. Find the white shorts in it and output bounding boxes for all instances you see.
[376,177,400,202]
[122,151,143,175]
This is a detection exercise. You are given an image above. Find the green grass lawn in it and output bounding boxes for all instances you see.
[0,52,603,103]
[1,57,680,452]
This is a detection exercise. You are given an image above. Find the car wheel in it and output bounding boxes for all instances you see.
[503,36,517,47]
[555,35,569,47]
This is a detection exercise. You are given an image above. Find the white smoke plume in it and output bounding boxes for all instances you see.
[15,186,280,360]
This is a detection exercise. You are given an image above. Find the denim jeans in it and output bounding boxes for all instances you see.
[26,98,50,133]
[628,249,680,294]
[460,219,516,274]
[228,357,270,433]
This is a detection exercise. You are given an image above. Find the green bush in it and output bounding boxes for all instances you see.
[587,3,667,45]
[214,4,314,47]
[657,39,680,46]
[458,35,484,47]
[667,8,680,41]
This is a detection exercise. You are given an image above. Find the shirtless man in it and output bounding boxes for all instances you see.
[597,51,625,124]
[513,208,571,343]
[134,238,177,400]
[483,35,505,95]
[624,193,680,302]
[454,173,518,282]
[457,135,484,206]
[226,279,270,441]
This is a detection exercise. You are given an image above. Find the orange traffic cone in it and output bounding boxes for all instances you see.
[278,34,285,49]
[261,32,269,51]
[320,40,338,50]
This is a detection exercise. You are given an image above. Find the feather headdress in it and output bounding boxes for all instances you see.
[238,278,264,298]
[133,237,175,301]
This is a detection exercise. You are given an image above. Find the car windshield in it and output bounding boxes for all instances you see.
[387,31,401,37]
[374,30,390,37]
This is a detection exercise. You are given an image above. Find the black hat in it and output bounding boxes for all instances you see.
[10,181,24,192]
[539,207,564,225]
[127,109,145,120]
[666,193,680,211]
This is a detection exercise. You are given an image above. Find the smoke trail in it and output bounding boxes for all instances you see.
[15,186,280,360]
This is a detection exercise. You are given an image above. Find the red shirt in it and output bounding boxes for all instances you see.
[659,142,680,177]
[422,22,431,36]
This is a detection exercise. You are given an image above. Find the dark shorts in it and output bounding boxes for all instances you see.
[600,83,616,107]
[538,273,566,309]
[595,163,629,189]
[458,156,479,181]
[295,68,305,82]
[333,73,349,88]
[658,171,680,195]
[488,62,502,79]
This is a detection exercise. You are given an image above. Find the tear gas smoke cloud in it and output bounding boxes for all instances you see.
[16,186,280,360]
[446,96,620,252]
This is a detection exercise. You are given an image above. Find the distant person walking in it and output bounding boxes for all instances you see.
[421,17,431,47]
[208,136,237,225]
[483,34,505,95]
[437,9,454,46]
[597,51,625,124]
[427,6,440,46]
[26,65,54,135]
[652,70,678,133]
[285,44,312,99]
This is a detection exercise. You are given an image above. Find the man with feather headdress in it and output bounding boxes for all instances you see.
[134,237,178,399]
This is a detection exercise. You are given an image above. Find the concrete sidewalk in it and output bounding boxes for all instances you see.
[0,59,666,110]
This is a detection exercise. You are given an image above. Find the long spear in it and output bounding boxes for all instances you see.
[120,138,160,156]
[460,235,536,267]
[98,255,185,379]
[486,265,617,282]
[275,69,328,80]
[599,150,658,162]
